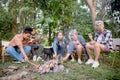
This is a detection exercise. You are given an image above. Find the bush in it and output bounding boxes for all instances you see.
[0,8,14,40]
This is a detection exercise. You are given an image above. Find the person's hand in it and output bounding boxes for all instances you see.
[24,56,29,62]
[89,40,96,45]
[29,39,35,44]
[88,33,93,41]
[63,54,70,62]
[63,57,67,62]
[32,39,35,43]
[53,53,57,59]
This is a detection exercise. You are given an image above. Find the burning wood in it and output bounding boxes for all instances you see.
[33,56,68,74]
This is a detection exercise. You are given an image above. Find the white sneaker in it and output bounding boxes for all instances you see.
[71,58,75,62]
[33,55,37,61]
[92,61,99,68]
[21,59,25,63]
[37,56,44,61]
[78,59,82,64]
[13,59,25,63]
[85,59,94,64]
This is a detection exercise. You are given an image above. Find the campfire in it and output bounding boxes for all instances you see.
[0,56,69,80]
[33,56,68,74]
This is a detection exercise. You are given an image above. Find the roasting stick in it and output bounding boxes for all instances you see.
[28,61,37,66]
[28,61,40,69]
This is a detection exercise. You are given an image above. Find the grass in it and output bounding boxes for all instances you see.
[0,52,120,80]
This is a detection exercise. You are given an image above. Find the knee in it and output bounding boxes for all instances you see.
[86,43,90,49]
[77,45,83,50]
[94,43,99,47]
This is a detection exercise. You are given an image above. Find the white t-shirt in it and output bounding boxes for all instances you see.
[97,34,103,43]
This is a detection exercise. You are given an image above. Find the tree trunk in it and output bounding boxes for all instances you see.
[12,9,17,33]
[48,23,52,46]
[86,0,96,27]
[99,0,110,20]
[0,33,1,57]
[20,11,25,32]
[8,0,17,33]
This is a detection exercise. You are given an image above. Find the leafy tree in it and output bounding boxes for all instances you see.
[109,0,120,37]
[0,7,15,54]
[36,0,76,45]
[0,7,14,40]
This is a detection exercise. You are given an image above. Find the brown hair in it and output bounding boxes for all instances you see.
[57,31,64,36]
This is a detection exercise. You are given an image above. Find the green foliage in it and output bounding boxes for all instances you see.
[110,0,120,12]
[104,21,120,38]
[68,3,94,41]
[0,8,14,40]
[36,0,77,45]
[2,33,15,41]
[37,0,96,44]
[0,0,119,43]
[105,0,120,37]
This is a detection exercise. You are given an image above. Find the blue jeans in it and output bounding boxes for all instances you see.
[6,46,31,61]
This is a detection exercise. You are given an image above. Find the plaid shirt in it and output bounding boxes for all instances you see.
[94,29,113,49]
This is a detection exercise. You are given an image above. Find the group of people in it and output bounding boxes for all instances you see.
[6,20,113,68]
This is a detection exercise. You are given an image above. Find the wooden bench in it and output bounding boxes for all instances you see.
[101,38,120,67]
[111,38,120,67]
[1,40,10,63]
